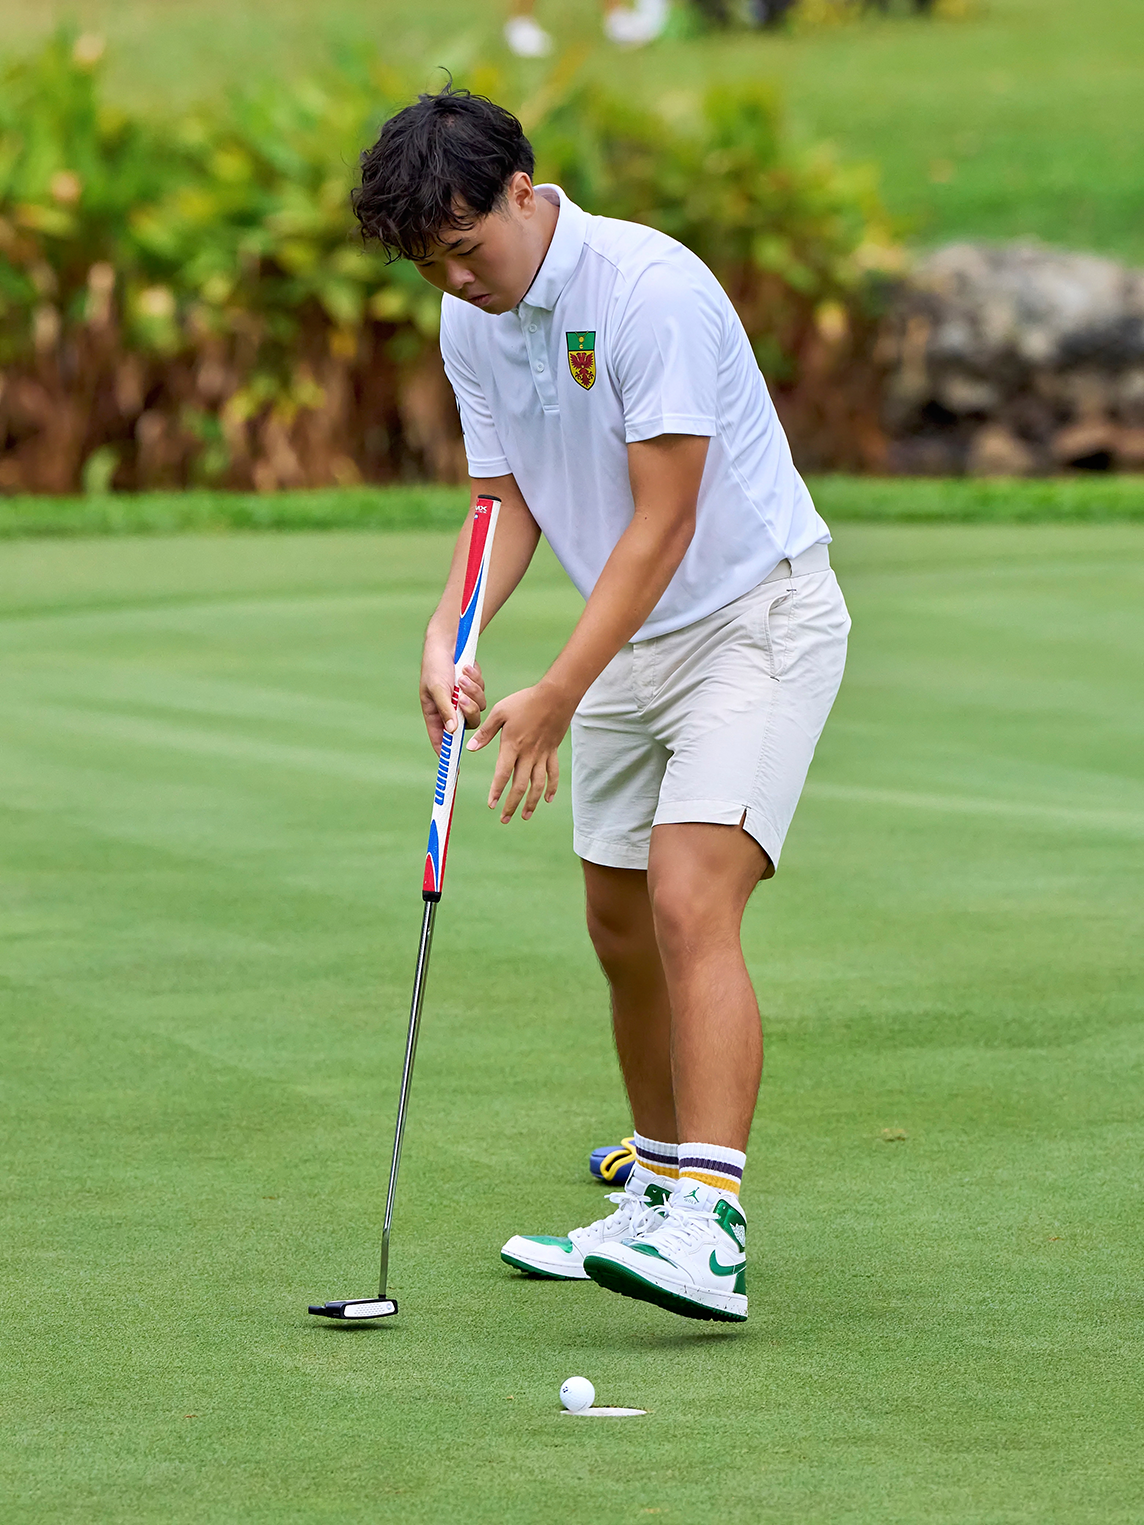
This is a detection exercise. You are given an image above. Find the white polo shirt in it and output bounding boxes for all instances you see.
[439,186,829,641]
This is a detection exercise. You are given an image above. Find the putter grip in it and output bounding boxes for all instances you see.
[422,495,501,901]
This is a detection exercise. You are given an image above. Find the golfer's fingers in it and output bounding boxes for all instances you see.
[457,688,482,728]
[427,680,458,734]
[468,701,505,753]
[546,753,564,805]
[499,754,535,823]
[487,730,516,808]
[457,668,485,727]
[520,761,548,822]
[420,692,446,752]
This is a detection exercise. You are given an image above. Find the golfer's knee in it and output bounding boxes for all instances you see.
[585,897,648,975]
[649,879,726,956]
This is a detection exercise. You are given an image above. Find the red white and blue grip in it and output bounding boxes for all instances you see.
[422,495,500,902]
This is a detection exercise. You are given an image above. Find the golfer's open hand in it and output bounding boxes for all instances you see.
[467,683,568,822]
[420,644,486,755]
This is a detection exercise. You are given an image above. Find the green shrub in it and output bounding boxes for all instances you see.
[0,31,897,493]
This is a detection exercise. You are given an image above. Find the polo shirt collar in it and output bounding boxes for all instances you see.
[518,185,587,312]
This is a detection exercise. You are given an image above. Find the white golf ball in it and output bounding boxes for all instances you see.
[559,1376,595,1412]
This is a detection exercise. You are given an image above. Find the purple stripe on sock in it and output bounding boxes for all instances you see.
[679,1156,743,1180]
[637,1146,679,1167]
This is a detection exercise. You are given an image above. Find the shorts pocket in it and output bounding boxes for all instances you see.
[754,585,795,679]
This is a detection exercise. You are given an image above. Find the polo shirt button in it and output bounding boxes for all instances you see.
[535,362,545,373]
[529,323,538,333]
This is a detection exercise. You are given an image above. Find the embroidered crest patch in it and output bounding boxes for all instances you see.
[566,331,596,390]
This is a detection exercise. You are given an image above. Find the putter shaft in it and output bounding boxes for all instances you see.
[378,895,437,1298]
[309,497,499,1324]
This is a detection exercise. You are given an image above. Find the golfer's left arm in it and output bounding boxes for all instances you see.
[467,432,708,822]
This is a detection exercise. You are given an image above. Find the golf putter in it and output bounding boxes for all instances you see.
[309,495,501,1322]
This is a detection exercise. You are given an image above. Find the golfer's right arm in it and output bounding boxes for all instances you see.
[420,475,540,753]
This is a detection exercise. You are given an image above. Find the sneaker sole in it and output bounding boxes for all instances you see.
[583,1254,747,1322]
[500,1251,589,1281]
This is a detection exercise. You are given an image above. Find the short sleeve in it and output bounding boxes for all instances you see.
[439,297,511,477]
[611,261,722,444]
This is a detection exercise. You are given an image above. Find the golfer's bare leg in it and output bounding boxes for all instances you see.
[582,862,677,1143]
[647,822,769,1152]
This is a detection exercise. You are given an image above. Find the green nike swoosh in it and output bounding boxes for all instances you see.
[709,1251,746,1277]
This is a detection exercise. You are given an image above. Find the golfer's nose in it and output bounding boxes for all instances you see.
[445,260,474,295]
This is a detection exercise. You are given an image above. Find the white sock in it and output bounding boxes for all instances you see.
[632,1132,679,1182]
[678,1141,745,1198]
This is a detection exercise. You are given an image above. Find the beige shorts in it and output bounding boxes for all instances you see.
[571,544,850,874]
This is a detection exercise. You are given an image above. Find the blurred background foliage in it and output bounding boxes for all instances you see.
[0,31,897,492]
[4,0,1139,260]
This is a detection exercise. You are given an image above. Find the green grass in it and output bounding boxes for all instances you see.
[1,475,1141,540]
[1,524,1142,1522]
[3,0,1142,259]
[0,486,471,541]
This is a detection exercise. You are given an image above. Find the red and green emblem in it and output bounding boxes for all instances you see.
[566,331,596,390]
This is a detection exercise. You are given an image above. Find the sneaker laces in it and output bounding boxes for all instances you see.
[568,1189,665,1251]
[641,1200,724,1259]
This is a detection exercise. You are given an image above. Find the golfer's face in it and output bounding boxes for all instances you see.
[413,206,534,315]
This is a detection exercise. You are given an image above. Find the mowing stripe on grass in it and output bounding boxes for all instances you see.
[808,781,1144,838]
[1,475,1142,540]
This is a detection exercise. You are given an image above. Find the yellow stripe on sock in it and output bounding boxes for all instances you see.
[636,1155,679,1180]
[678,1167,740,1194]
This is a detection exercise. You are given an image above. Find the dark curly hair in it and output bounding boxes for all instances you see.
[353,82,536,262]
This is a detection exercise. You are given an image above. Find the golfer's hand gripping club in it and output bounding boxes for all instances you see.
[423,495,501,902]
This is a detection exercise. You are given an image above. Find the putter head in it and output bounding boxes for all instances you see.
[308,1298,397,1321]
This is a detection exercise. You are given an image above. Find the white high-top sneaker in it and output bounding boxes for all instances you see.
[583,1178,747,1321]
[500,1165,673,1280]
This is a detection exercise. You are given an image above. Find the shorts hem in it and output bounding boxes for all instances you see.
[742,806,783,875]
[574,832,651,871]
[575,806,787,876]
[652,798,744,829]
[653,799,784,873]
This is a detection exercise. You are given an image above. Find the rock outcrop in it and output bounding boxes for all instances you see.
[881,243,1144,474]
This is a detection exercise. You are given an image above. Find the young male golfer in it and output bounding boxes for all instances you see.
[354,86,850,1323]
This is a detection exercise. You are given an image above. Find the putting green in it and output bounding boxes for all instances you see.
[1,524,1141,1523]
